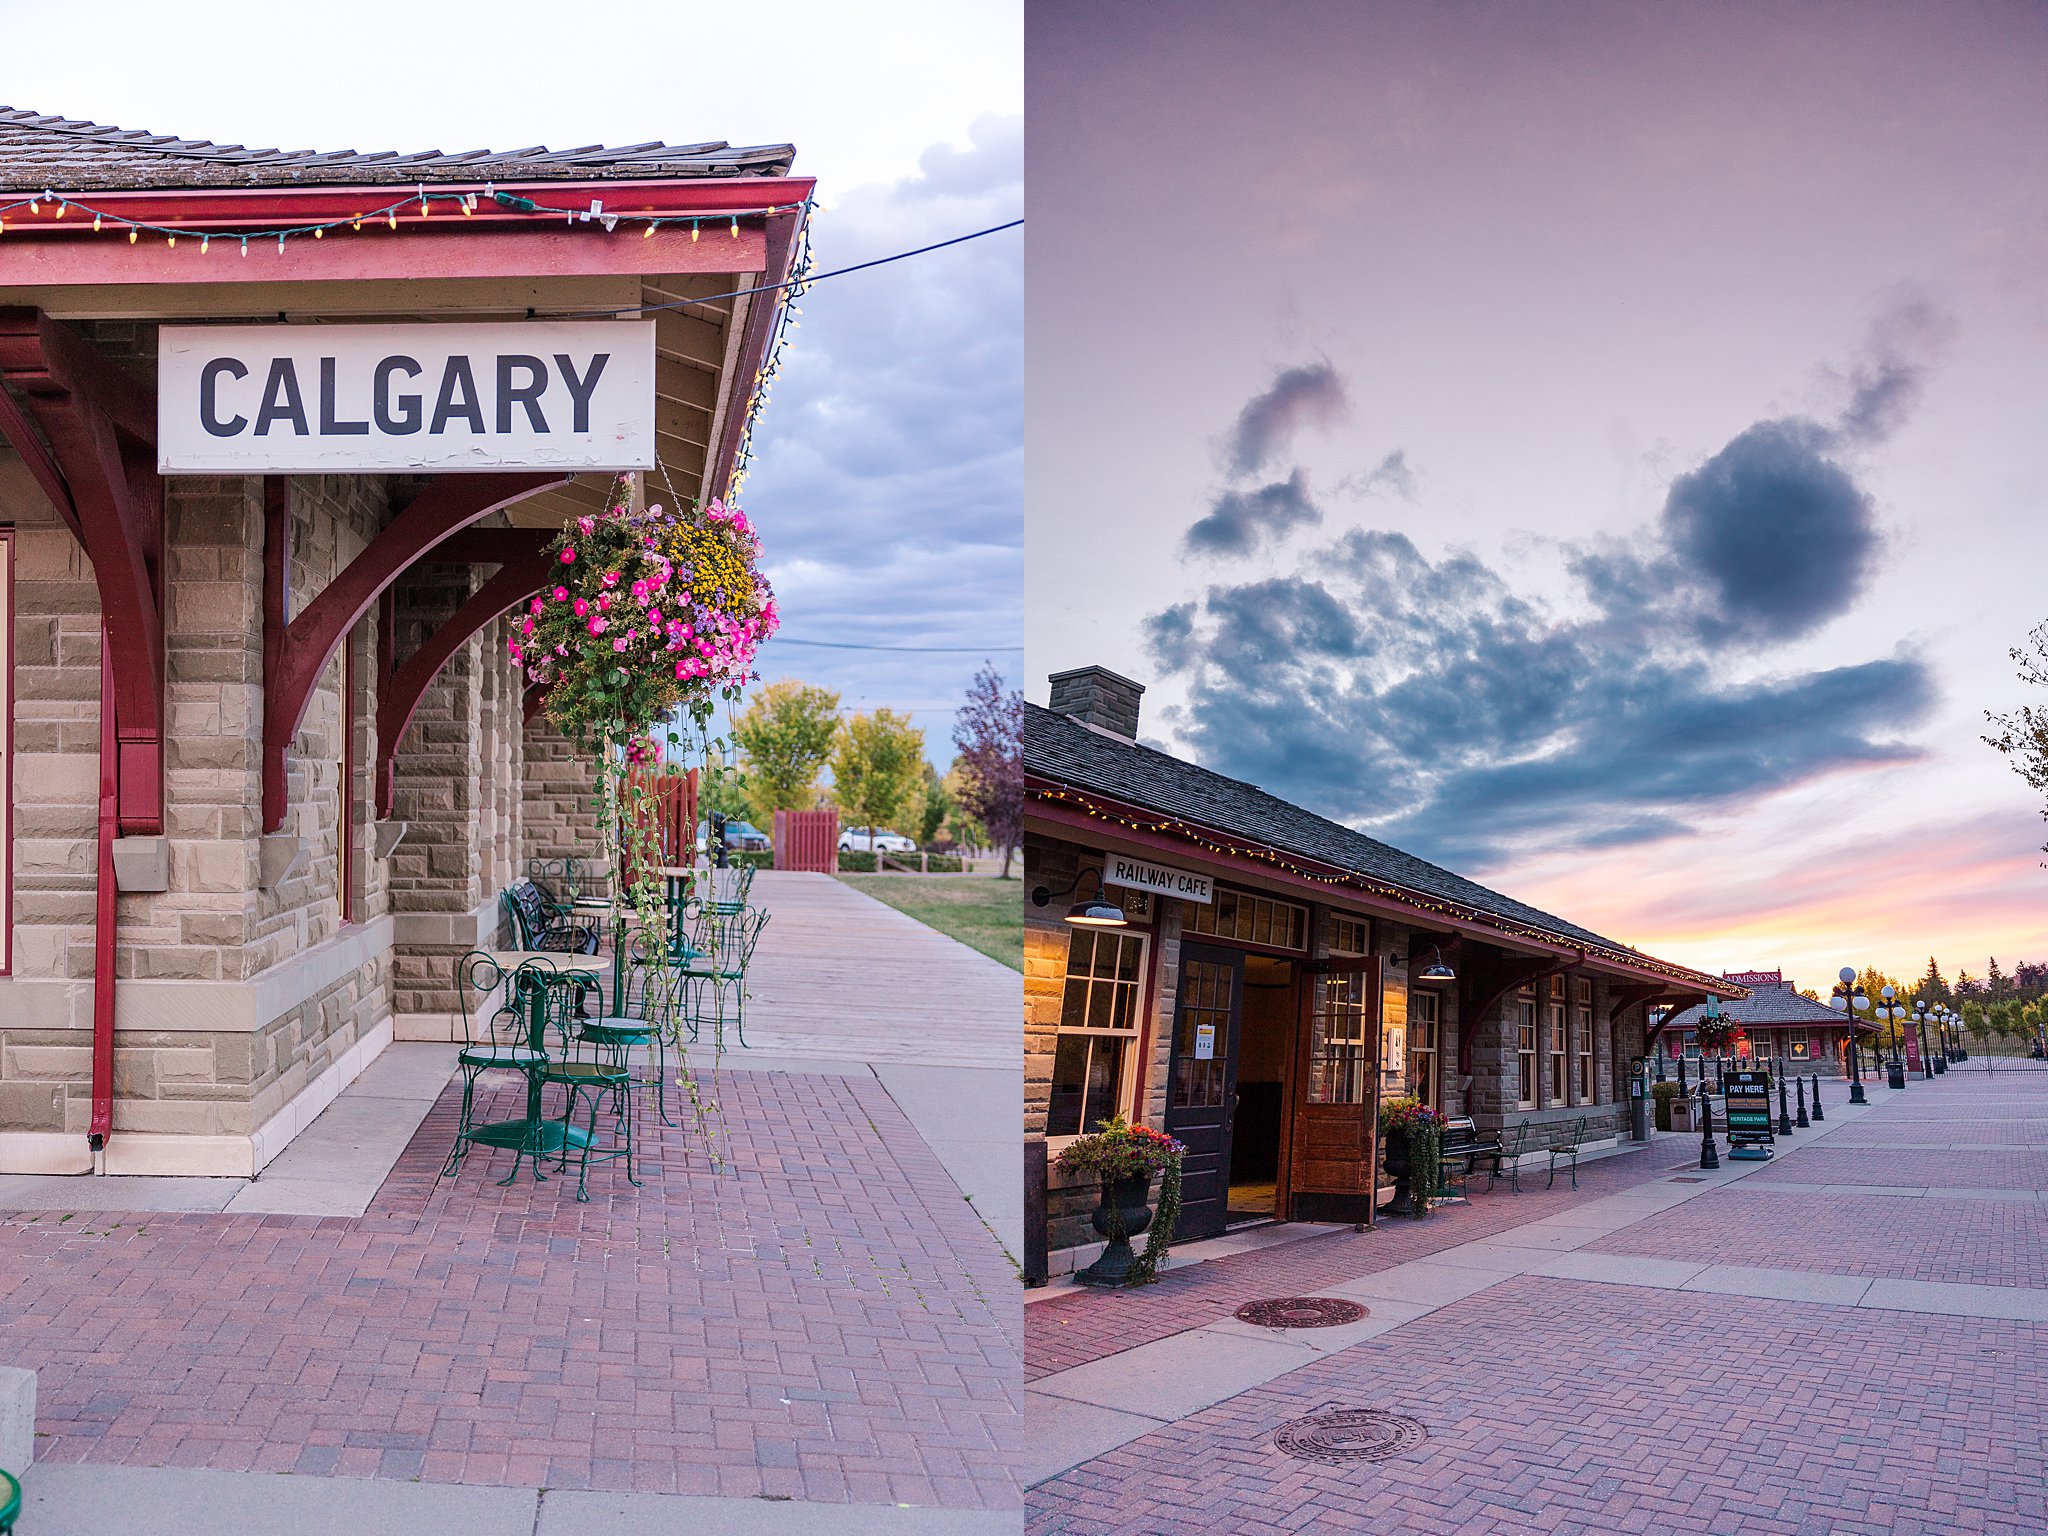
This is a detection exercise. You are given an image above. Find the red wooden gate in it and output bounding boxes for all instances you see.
[774,809,839,873]
[626,765,700,870]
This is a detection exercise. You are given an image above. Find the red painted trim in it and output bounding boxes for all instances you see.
[90,633,117,1148]
[0,176,814,289]
[340,631,356,925]
[0,371,78,534]
[0,309,165,832]
[0,528,12,977]
[263,470,568,831]
[374,552,552,816]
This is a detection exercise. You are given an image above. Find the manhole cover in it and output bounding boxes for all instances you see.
[1234,1296,1368,1329]
[1273,1407,1428,1464]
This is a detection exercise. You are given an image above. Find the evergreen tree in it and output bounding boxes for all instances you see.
[1988,956,2010,1000]
[1917,956,1950,1005]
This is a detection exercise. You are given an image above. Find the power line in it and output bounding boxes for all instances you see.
[541,218,1023,321]
[771,638,1023,654]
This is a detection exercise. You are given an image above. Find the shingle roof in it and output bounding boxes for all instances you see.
[1664,981,1872,1031]
[0,107,794,193]
[1027,702,1705,972]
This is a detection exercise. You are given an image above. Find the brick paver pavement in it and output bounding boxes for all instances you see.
[1027,1069,2048,1533]
[1,1067,1020,1509]
[1027,1146,1674,1380]
[1029,1277,2048,1536]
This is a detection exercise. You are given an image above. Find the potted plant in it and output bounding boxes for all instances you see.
[1380,1096,1445,1218]
[1054,1117,1185,1288]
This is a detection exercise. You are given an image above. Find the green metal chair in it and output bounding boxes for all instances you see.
[678,904,770,1049]
[577,934,678,1128]
[542,971,641,1202]
[1483,1121,1533,1193]
[444,955,599,1186]
[0,1466,18,1534]
[442,951,535,1179]
[1547,1116,1590,1189]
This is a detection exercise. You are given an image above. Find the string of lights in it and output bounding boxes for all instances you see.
[0,184,810,252]
[1028,784,1730,990]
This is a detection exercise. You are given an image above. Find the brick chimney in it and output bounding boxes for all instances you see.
[1048,665,1145,739]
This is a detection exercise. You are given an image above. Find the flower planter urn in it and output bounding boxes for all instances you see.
[1075,1173,1154,1287]
[1383,1128,1415,1217]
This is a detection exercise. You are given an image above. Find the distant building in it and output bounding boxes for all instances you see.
[1659,971,1876,1074]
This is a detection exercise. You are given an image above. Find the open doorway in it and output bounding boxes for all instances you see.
[1227,954,1296,1225]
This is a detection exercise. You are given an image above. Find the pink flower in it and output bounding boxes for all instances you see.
[577,516,596,535]
[560,547,576,563]
[602,571,620,587]
[520,618,534,636]
[573,598,589,617]
[509,644,523,663]
[528,598,543,616]
[554,644,568,657]
[648,608,662,626]
[553,586,568,601]
[674,660,689,679]
[589,616,608,635]
[612,637,629,652]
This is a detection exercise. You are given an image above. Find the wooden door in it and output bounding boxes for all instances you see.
[1162,943,1244,1242]
[1287,955,1382,1223]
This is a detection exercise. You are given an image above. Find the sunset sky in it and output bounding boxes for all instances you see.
[1026,0,2048,989]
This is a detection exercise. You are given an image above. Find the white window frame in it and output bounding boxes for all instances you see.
[1044,924,1150,1148]
[1516,987,1538,1110]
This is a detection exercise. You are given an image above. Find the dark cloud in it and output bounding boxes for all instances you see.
[1182,469,1322,555]
[1223,362,1351,476]
[1660,419,1878,643]
[738,115,1020,764]
[1832,294,1956,447]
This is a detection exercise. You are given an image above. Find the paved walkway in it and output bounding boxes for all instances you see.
[1,873,1023,1533]
[1026,1065,2048,1534]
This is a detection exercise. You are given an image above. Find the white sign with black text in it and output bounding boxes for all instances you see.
[157,320,657,473]
[1101,853,1213,905]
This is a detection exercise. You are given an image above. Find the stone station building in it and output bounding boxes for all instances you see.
[0,107,808,1177]
[1024,666,1746,1274]
[1659,970,1879,1077]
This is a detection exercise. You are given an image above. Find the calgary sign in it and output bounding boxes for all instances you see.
[157,320,657,473]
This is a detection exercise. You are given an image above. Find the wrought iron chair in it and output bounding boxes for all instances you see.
[1482,1121,1533,1194]
[576,934,678,1128]
[503,879,599,954]
[540,966,641,1201]
[677,904,770,1049]
[1547,1116,1590,1189]
[444,953,558,1181]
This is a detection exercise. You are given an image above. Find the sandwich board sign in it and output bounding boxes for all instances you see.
[1723,1069,1774,1160]
[157,320,657,473]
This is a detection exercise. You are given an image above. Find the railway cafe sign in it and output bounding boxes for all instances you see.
[1101,853,1213,905]
[157,320,657,473]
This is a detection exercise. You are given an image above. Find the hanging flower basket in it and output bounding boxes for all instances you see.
[1693,1018,1742,1055]
[508,476,778,1146]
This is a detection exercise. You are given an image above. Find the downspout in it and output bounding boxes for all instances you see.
[90,632,118,1154]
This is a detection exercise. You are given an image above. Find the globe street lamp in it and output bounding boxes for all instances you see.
[1873,986,1910,1088]
[1827,967,1870,1105]
[1926,1003,1948,1075]
[1912,999,1935,1080]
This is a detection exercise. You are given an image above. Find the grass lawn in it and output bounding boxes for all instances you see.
[837,874,1023,972]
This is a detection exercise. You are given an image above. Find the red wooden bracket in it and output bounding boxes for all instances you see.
[1641,993,1710,1049]
[374,552,554,816]
[0,308,165,832]
[1455,949,1579,1079]
[262,471,569,831]
[1606,982,1669,1029]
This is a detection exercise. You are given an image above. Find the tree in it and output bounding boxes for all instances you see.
[829,709,926,849]
[1984,622,2048,856]
[952,663,1023,878]
[915,761,950,848]
[733,680,842,824]
[1916,956,1950,1006]
[1988,956,2010,1001]
[941,758,989,850]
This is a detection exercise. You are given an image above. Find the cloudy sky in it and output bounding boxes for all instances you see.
[1027,0,2048,989]
[2,0,1022,769]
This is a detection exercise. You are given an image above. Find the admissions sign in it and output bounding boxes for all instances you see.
[157,321,657,473]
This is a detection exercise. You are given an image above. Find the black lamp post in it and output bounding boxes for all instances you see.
[1875,986,1908,1089]
[1912,1000,1935,1080]
[1828,967,1870,1105]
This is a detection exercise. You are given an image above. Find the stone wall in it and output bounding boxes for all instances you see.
[520,715,602,865]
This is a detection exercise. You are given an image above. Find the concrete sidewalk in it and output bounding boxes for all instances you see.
[19,1464,1021,1535]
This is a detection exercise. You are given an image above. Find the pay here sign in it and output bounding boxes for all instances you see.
[158,320,656,473]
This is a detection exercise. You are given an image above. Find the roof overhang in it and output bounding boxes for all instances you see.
[1027,778,1748,999]
[0,173,814,512]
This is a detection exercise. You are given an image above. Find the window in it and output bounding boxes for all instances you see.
[1575,987,1595,1104]
[1170,955,1235,1110]
[1046,926,1148,1138]
[1410,989,1439,1110]
[1314,914,1378,1103]
[1187,887,1307,950]
[1516,987,1538,1110]
[1788,1032,1812,1061]
[1547,978,1567,1106]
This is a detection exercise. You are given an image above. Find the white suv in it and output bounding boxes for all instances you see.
[838,827,916,854]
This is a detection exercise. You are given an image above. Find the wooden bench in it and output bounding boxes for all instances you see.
[1436,1116,1500,1202]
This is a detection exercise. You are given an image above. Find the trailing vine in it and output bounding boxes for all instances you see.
[1130,1154,1183,1282]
